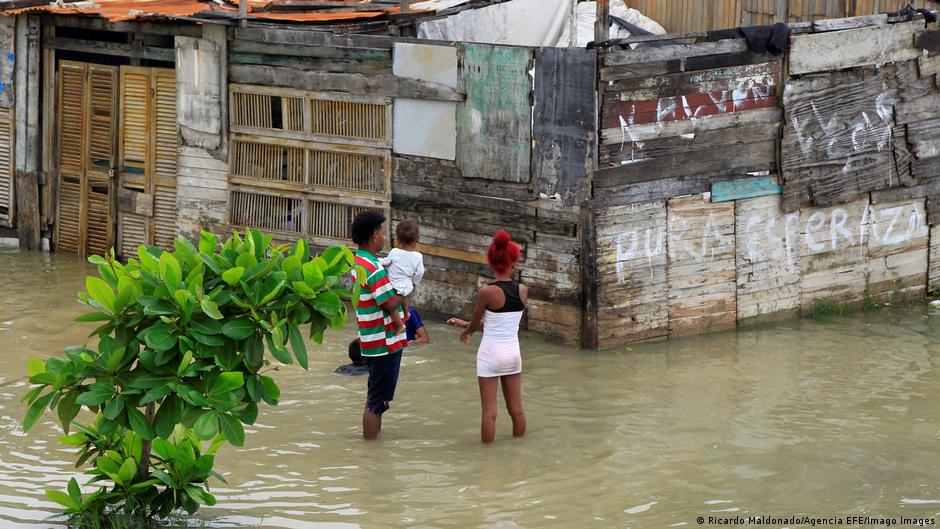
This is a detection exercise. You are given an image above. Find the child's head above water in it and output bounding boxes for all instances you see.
[348,339,366,366]
[396,220,419,248]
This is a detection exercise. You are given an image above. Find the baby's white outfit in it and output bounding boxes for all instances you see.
[379,248,425,297]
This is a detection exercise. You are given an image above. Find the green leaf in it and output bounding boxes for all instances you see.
[199,231,218,254]
[138,247,159,273]
[351,278,362,309]
[75,384,115,407]
[27,358,45,377]
[154,395,182,439]
[75,312,112,323]
[126,406,156,440]
[193,412,219,440]
[292,280,317,298]
[23,392,54,432]
[159,251,182,287]
[219,413,245,447]
[221,266,244,286]
[140,383,172,405]
[118,457,137,486]
[177,351,193,377]
[103,397,125,420]
[281,254,302,280]
[67,478,82,504]
[186,486,217,506]
[200,298,223,320]
[86,276,116,314]
[287,323,308,370]
[142,325,176,352]
[105,346,126,373]
[150,439,176,461]
[259,280,286,306]
[57,389,79,435]
[46,489,80,511]
[312,291,342,318]
[190,317,222,336]
[302,260,324,288]
[209,372,244,398]
[192,331,224,347]
[222,318,255,340]
[140,297,176,316]
[293,238,309,261]
[266,331,292,365]
[259,375,281,405]
[236,252,258,270]
[150,470,176,488]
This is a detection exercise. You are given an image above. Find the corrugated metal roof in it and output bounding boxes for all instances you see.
[0,0,473,24]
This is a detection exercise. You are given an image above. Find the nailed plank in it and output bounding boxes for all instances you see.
[604,39,748,66]
[789,21,918,75]
[798,197,870,313]
[712,175,782,202]
[228,64,464,102]
[781,67,908,212]
[595,200,669,346]
[735,195,802,320]
[866,199,929,302]
[918,53,940,78]
[813,14,888,32]
[49,15,202,38]
[456,43,532,183]
[233,26,394,50]
[666,193,736,337]
[44,36,175,62]
[532,47,596,205]
[600,106,781,145]
[228,51,392,76]
[929,224,940,292]
[604,61,779,96]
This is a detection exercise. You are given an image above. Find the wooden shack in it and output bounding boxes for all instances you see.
[2,0,940,349]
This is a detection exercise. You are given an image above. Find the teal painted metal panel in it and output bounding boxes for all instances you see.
[456,43,533,183]
[711,176,782,203]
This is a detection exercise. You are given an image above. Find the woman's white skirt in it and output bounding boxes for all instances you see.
[476,335,522,378]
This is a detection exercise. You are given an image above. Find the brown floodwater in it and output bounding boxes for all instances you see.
[1,245,940,528]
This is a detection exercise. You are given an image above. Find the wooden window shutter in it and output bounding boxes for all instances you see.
[120,67,151,191]
[55,61,88,255]
[152,69,178,249]
[0,107,13,227]
[85,65,117,257]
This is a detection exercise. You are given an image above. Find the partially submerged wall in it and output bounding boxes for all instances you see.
[595,16,940,348]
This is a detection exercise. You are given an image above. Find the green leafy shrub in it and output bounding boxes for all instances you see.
[22,229,360,525]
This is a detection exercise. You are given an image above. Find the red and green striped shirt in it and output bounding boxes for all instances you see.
[354,249,407,357]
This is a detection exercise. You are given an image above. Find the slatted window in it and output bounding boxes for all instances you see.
[309,99,387,141]
[230,139,305,183]
[309,148,386,194]
[0,107,13,227]
[308,200,370,241]
[230,85,391,147]
[231,190,303,234]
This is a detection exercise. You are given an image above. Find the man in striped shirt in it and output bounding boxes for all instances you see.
[351,210,408,440]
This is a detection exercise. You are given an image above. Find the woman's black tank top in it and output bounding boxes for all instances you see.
[489,280,525,313]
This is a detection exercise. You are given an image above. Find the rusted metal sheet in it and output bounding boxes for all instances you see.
[456,43,533,183]
[532,47,595,205]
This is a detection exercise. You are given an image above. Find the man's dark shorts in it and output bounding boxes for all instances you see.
[366,351,403,416]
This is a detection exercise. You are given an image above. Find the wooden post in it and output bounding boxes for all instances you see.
[774,0,788,23]
[401,0,409,14]
[15,170,39,249]
[569,0,578,47]
[239,0,248,27]
[594,0,609,46]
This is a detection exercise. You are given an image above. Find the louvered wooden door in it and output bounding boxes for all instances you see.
[117,67,178,257]
[55,61,118,256]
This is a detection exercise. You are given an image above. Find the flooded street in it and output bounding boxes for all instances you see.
[1,245,940,528]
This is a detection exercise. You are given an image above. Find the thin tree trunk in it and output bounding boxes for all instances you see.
[138,403,155,478]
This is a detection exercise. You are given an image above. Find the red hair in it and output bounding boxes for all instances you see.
[487,230,521,274]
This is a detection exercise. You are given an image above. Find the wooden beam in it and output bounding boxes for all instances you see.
[228,39,390,60]
[711,176,782,203]
[594,0,609,45]
[44,36,175,62]
[15,171,40,250]
[234,25,395,49]
[789,21,919,76]
[401,0,409,14]
[228,63,465,101]
[45,14,202,38]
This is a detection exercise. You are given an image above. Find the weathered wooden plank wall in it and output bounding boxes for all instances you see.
[626,0,940,33]
[595,16,940,348]
[176,25,228,240]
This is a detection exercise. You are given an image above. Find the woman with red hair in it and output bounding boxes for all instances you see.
[447,230,527,443]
